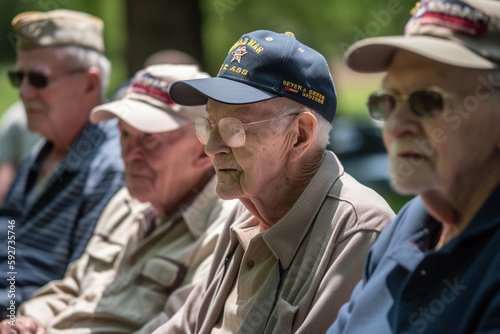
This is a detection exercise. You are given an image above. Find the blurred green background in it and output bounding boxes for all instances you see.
[0,0,417,211]
[0,0,417,114]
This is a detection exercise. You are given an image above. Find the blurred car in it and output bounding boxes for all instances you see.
[327,116,413,213]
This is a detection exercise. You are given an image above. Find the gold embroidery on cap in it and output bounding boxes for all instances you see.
[410,1,421,15]
[231,45,248,63]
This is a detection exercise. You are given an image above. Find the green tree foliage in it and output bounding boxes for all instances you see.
[0,0,126,112]
[0,0,416,112]
[201,0,416,74]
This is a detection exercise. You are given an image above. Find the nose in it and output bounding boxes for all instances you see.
[204,124,231,157]
[19,76,38,101]
[383,99,422,142]
[121,135,143,163]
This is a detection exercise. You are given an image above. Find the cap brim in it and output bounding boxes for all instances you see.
[170,77,279,106]
[90,99,189,133]
[345,35,498,73]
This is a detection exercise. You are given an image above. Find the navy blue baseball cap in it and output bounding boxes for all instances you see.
[169,30,337,122]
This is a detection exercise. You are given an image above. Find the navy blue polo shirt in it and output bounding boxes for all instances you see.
[0,119,124,308]
[328,184,500,333]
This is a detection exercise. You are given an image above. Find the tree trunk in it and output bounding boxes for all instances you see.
[125,0,204,76]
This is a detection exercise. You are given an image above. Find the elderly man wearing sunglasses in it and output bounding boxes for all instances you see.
[0,9,123,314]
[328,0,500,333]
[152,30,395,334]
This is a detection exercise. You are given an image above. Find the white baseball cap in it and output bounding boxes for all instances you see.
[345,0,500,72]
[91,64,210,133]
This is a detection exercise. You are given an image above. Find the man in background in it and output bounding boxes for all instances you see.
[0,64,239,333]
[0,9,123,312]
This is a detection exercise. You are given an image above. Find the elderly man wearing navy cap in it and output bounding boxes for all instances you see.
[0,9,123,313]
[328,0,500,333]
[153,30,394,334]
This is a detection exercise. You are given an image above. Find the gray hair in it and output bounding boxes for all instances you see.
[54,45,111,101]
[271,97,332,151]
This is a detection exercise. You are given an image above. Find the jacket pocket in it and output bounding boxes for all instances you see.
[263,298,299,334]
[86,234,123,264]
[139,256,188,293]
[94,257,188,325]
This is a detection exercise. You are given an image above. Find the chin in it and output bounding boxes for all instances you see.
[26,120,45,134]
[390,175,430,196]
[129,193,151,203]
[215,183,242,200]
[127,186,153,203]
[389,162,435,195]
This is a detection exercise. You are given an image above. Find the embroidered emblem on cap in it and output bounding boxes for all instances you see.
[406,0,490,37]
[131,73,175,106]
[231,45,248,63]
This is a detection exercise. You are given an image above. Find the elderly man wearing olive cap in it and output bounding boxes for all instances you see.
[153,30,395,334]
[0,64,239,333]
[0,9,123,313]
[328,0,500,333]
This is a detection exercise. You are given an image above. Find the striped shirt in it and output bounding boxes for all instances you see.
[0,119,124,308]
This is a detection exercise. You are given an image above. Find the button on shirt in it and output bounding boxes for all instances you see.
[0,120,124,308]
[329,185,500,334]
[212,219,276,333]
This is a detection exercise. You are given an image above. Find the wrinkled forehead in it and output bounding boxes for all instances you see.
[382,50,482,93]
[16,46,74,71]
[117,118,194,140]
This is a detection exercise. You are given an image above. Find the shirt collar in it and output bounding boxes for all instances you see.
[233,217,261,251]
[27,122,108,174]
[394,182,500,258]
[262,151,343,270]
[57,122,107,172]
[443,182,500,251]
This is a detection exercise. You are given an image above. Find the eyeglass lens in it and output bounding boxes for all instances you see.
[194,113,300,148]
[7,68,87,89]
[194,118,211,145]
[194,117,246,148]
[408,90,443,118]
[368,88,444,121]
[218,118,246,148]
[8,71,49,88]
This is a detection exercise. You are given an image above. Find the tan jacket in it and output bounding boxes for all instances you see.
[153,151,395,334]
[19,177,240,333]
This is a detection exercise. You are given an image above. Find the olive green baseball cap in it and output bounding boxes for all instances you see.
[345,0,500,72]
[12,9,105,53]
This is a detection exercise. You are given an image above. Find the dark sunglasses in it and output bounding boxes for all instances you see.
[7,68,87,89]
[367,86,448,121]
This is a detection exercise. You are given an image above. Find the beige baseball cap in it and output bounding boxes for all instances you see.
[345,0,500,72]
[12,9,105,52]
[90,64,210,133]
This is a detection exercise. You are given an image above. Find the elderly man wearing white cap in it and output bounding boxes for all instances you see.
[328,0,500,333]
[0,65,239,333]
[0,9,124,313]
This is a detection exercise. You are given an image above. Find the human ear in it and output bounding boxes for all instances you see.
[288,112,317,162]
[83,67,101,97]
